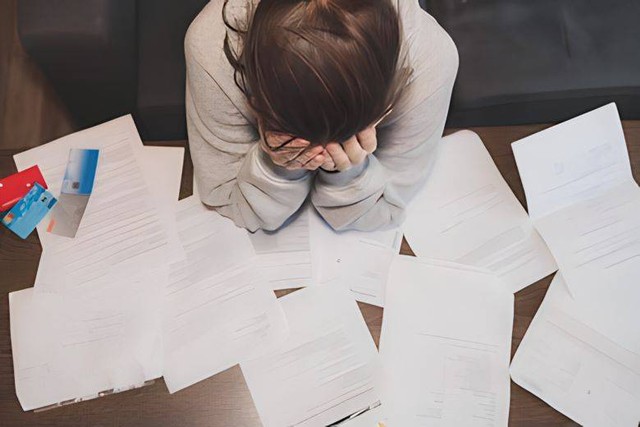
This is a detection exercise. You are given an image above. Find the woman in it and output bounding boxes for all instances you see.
[185,0,458,231]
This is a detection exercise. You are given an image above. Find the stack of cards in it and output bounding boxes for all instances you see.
[0,165,47,212]
[2,182,56,239]
[1,149,100,240]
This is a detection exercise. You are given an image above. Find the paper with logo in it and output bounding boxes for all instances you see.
[512,103,640,354]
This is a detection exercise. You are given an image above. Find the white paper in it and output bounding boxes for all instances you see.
[241,285,380,427]
[510,274,640,427]
[250,206,314,290]
[14,116,174,294]
[379,256,513,427]
[310,209,402,307]
[163,197,288,393]
[511,103,632,220]
[10,272,165,411]
[140,145,184,204]
[512,103,640,353]
[404,130,557,293]
[139,145,185,262]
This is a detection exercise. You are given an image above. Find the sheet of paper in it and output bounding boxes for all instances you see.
[192,175,201,198]
[512,103,640,353]
[310,209,402,306]
[511,103,632,220]
[139,145,185,262]
[140,145,184,205]
[10,272,165,411]
[163,197,288,393]
[249,206,314,290]
[241,285,380,427]
[512,105,639,299]
[534,182,640,351]
[14,116,175,294]
[379,256,513,427]
[510,274,640,427]
[404,130,557,293]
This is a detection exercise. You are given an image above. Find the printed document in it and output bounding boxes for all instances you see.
[512,103,640,353]
[241,285,380,427]
[510,274,640,426]
[10,273,165,411]
[310,209,402,306]
[379,256,513,427]
[404,130,557,293]
[163,197,288,393]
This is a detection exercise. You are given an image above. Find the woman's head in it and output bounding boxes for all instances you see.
[224,0,408,146]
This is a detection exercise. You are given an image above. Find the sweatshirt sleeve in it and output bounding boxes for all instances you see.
[311,11,459,231]
[185,6,312,232]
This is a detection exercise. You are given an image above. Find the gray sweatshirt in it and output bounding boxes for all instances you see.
[185,0,458,232]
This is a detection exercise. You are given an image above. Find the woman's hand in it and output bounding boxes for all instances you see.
[261,131,327,171]
[320,126,377,172]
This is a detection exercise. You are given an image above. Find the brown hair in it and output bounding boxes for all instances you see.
[223,0,409,146]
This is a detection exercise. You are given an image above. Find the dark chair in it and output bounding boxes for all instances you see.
[422,0,640,126]
[18,0,208,141]
[18,0,640,141]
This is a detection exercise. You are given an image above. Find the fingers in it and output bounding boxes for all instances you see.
[326,142,352,171]
[304,154,326,171]
[262,128,372,173]
[283,138,311,150]
[285,144,324,169]
[260,135,296,161]
[262,133,313,168]
[320,152,336,171]
[342,136,368,165]
[262,132,310,166]
[357,126,377,154]
[264,131,298,149]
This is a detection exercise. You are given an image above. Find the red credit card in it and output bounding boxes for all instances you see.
[0,165,47,212]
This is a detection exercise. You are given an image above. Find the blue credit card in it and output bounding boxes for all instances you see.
[2,183,57,239]
[47,148,99,238]
[60,149,99,195]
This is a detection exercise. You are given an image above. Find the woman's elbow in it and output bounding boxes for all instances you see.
[259,215,290,232]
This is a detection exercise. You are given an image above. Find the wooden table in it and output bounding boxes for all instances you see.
[2,122,639,426]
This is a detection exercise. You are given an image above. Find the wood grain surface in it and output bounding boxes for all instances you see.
[2,121,639,426]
